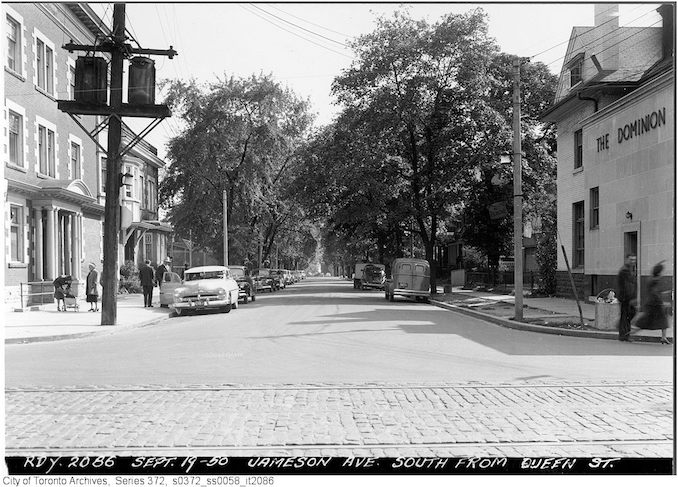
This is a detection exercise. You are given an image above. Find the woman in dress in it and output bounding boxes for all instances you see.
[86,262,100,311]
[631,261,671,344]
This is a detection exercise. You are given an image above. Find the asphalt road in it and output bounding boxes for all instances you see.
[5,277,672,387]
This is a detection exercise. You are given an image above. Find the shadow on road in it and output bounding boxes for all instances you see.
[253,285,673,358]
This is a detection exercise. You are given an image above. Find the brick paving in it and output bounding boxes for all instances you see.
[5,381,673,457]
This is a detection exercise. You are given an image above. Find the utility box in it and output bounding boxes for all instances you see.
[75,56,108,105]
[128,56,156,105]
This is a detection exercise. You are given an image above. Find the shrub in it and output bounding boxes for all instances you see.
[119,276,142,294]
[120,260,139,279]
[119,260,142,294]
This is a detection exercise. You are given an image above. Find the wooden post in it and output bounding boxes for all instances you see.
[101,4,126,325]
[513,58,524,321]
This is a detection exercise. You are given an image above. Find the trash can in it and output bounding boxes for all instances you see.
[593,288,620,331]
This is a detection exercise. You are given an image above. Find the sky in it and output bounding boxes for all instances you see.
[90,1,663,158]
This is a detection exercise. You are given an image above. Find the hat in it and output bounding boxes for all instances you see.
[164,258,171,263]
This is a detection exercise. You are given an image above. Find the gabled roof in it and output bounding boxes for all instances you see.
[553,25,661,104]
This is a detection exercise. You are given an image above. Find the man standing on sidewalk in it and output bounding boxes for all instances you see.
[155,258,170,289]
[139,260,155,307]
[617,254,637,341]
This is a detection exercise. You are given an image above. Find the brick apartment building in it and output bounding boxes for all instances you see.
[3,3,171,309]
[542,3,674,301]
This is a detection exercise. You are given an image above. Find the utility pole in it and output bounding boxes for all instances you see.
[58,3,176,326]
[223,190,229,266]
[513,58,525,321]
[100,5,125,326]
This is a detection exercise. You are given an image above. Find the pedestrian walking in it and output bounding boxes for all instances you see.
[617,254,637,341]
[631,261,671,344]
[155,258,170,288]
[86,263,100,312]
[139,260,155,307]
[182,262,189,279]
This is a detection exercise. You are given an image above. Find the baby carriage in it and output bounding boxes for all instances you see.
[53,275,78,311]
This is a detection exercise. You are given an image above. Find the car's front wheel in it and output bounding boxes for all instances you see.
[223,304,232,313]
[251,293,256,302]
[173,308,182,317]
[243,294,248,304]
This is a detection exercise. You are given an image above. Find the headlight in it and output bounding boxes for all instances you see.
[174,289,183,298]
[217,288,227,295]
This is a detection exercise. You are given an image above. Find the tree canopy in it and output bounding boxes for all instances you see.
[159,74,315,267]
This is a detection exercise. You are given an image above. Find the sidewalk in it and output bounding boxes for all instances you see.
[4,293,171,344]
[431,286,673,343]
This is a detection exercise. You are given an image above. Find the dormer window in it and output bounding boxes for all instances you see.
[567,53,584,87]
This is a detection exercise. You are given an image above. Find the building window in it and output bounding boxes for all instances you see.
[38,125,56,177]
[145,233,153,262]
[10,205,24,262]
[574,129,583,169]
[148,180,156,212]
[69,64,76,100]
[570,60,582,87]
[70,142,81,179]
[140,174,145,207]
[573,201,585,268]
[100,157,107,193]
[590,187,599,229]
[7,15,20,73]
[36,37,54,94]
[8,110,23,166]
[125,165,133,198]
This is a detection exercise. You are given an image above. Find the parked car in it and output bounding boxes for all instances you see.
[353,262,385,289]
[360,263,386,290]
[229,265,256,304]
[269,269,286,289]
[384,258,431,302]
[252,268,274,292]
[171,265,240,317]
[159,271,183,307]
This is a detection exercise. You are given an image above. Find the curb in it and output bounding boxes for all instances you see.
[429,299,664,343]
[4,314,171,345]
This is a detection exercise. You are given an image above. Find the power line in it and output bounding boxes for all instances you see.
[251,4,349,47]
[239,4,352,59]
[267,3,354,40]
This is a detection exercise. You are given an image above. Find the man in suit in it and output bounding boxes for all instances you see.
[155,258,170,289]
[139,260,155,307]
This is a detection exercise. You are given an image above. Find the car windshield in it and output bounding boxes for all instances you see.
[184,270,225,281]
[230,268,244,277]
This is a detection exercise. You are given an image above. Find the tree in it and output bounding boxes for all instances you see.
[459,55,558,273]
[159,74,314,266]
[330,8,501,292]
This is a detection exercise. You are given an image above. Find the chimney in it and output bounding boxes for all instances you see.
[657,4,674,60]
[595,3,619,29]
[594,4,620,70]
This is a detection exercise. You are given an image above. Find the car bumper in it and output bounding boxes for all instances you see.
[391,289,429,298]
[171,297,231,310]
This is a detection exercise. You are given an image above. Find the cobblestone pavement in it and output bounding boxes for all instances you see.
[5,380,673,457]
